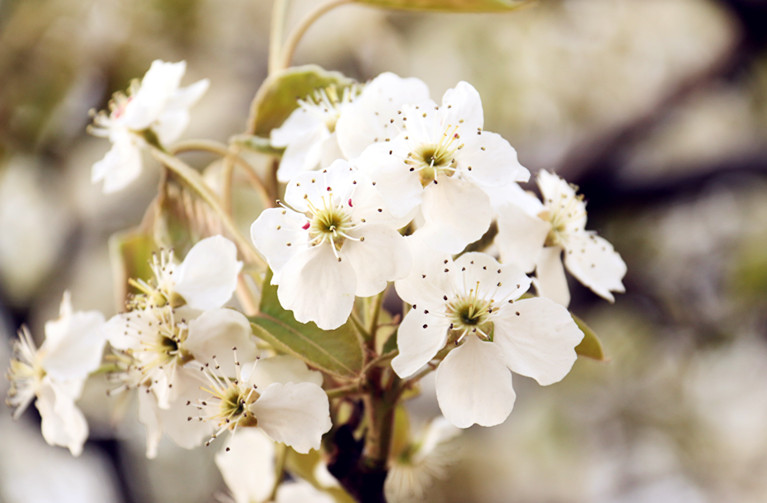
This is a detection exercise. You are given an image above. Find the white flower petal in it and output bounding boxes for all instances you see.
[175,235,243,310]
[495,200,549,273]
[452,252,531,303]
[156,370,214,450]
[37,381,89,456]
[276,480,336,503]
[336,72,430,159]
[391,309,450,378]
[277,246,356,330]
[252,382,331,454]
[250,207,307,281]
[283,158,355,213]
[271,107,322,146]
[184,308,257,376]
[216,429,275,503]
[417,177,492,253]
[103,313,135,351]
[343,225,411,297]
[534,246,571,307]
[457,131,529,187]
[122,60,186,130]
[91,132,143,193]
[494,297,583,386]
[354,140,423,220]
[564,233,627,302]
[42,306,106,382]
[250,355,323,388]
[153,109,190,146]
[163,77,210,112]
[440,81,483,132]
[277,123,331,182]
[393,236,454,308]
[137,390,163,459]
[435,337,515,428]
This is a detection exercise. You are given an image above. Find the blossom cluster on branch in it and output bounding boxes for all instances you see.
[6,26,625,501]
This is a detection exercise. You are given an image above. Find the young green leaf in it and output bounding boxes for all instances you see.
[250,271,365,379]
[108,228,157,304]
[248,65,356,136]
[572,313,606,361]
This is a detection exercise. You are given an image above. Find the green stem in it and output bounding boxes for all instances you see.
[149,146,265,268]
[362,350,398,373]
[360,368,400,500]
[326,382,363,399]
[350,310,371,343]
[278,0,355,71]
[170,139,272,208]
[367,291,385,343]
[269,0,290,76]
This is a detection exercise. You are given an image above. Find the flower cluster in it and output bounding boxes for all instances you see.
[89,60,209,193]
[5,293,105,455]
[251,71,626,427]
[103,236,331,458]
[6,56,627,503]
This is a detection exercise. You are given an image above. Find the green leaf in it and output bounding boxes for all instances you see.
[355,0,534,12]
[108,228,157,303]
[250,272,364,379]
[249,65,356,137]
[572,313,606,361]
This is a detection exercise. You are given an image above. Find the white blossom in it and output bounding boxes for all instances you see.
[251,159,411,329]
[103,236,247,456]
[354,81,529,252]
[128,235,242,311]
[335,72,430,159]
[393,250,583,428]
[5,292,106,455]
[271,83,359,182]
[385,417,461,503]
[89,59,209,193]
[215,428,335,503]
[271,72,431,183]
[192,354,331,454]
[106,305,258,456]
[495,170,627,306]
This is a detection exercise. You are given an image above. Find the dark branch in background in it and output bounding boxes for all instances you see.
[556,0,767,211]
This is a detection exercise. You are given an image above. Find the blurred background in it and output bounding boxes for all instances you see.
[2,0,767,501]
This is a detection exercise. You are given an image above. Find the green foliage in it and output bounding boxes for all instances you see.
[108,229,156,303]
[572,313,606,361]
[249,65,356,137]
[250,272,365,379]
[356,0,534,12]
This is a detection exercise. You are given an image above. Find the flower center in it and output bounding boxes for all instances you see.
[127,249,186,310]
[195,363,261,445]
[299,85,358,133]
[5,328,46,417]
[305,196,356,252]
[446,294,494,341]
[406,126,462,187]
[539,192,586,248]
[130,307,193,374]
